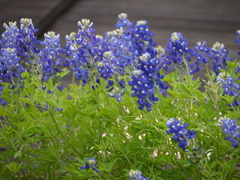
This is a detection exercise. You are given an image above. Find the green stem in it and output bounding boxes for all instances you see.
[72,71,75,84]
[182,55,191,76]
[199,161,214,180]
[48,108,82,157]
[93,171,104,180]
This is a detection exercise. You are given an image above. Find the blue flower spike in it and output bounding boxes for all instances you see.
[235,30,240,55]
[217,73,240,107]
[218,117,240,148]
[40,31,63,81]
[166,118,196,150]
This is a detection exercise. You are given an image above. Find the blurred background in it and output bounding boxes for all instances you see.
[1,0,239,58]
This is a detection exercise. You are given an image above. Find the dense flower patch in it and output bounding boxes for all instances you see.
[0,13,239,179]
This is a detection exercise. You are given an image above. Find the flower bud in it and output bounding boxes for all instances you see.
[118,13,128,19]
[171,32,180,42]
[137,20,147,26]
[212,41,224,51]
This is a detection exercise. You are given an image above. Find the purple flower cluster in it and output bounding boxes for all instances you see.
[1,19,40,64]
[0,47,24,82]
[0,80,7,105]
[160,32,232,75]
[166,118,196,150]
[129,170,149,180]
[80,158,99,172]
[210,42,231,75]
[128,52,167,111]
[164,32,191,66]
[18,18,40,59]
[132,20,156,55]
[63,19,102,86]
[218,117,240,148]
[188,41,210,74]
[64,14,167,108]
[126,19,167,110]
[40,31,63,81]
[0,14,238,110]
[0,18,65,105]
[0,18,68,106]
[217,73,240,107]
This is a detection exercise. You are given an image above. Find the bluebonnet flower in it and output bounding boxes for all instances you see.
[236,65,240,81]
[1,22,21,50]
[0,19,40,88]
[115,13,134,31]
[18,18,40,60]
[106,78,126,102]
[132,20,156,55]
[0,97,7,106]
[1,19,40,65]
[128,53,167,111]
[166,118,196,150]
[189,41,232,75]
[57,86,64,91]
[0,22,26,88]
[0,80,7,105]
[98,15,138,102]
[80,158,99,172]
[0,47,25,82]
[64,19,102,85]
[97,51,115,79]
[56,107,63,112]
[0,82,3,96]
[236,65,240,74]
[128,70,155,111]
[163,32,191,70]
[209,42,231,75]
[104,17,137,76]
[97,51,127,101]
[217,73,240,106]
[40,31,63,81]
[129,170,149,180]
[235,30,240,56]
[188,41,210,74]
[218,117,240,148]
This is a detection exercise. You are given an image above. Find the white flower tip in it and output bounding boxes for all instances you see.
[171,32,180,41]
[140,53,150,61]
[118,13,128,19]
[212,41,224,51]
[113,29,123,36]
[132,70,142,76]
[137,20,147,26]
[77,19,93,28]
[103,51,112,59]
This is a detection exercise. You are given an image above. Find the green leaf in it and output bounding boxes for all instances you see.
[5,162,22,174]
[18,97,33,105]
[41,148,60,163]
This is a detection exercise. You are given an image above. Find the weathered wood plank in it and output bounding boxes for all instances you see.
[0,0,77,36]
